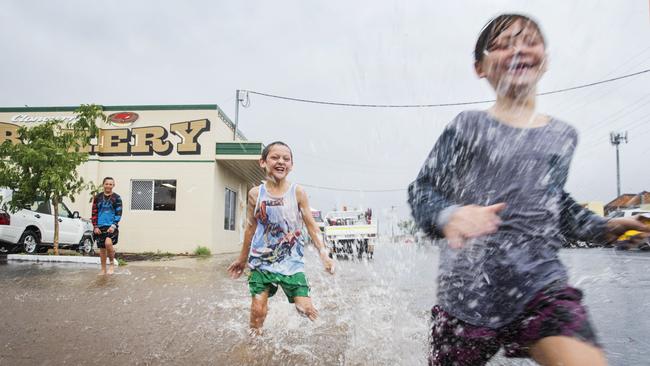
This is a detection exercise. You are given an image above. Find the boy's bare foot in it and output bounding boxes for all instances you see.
[108,264,115,275]
[249,328,263,337]
[295,300,319,321]
[98,270,107,276]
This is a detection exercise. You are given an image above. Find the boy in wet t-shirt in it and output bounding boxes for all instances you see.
[408,13,650,366]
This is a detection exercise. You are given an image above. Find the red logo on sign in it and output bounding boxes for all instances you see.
[108,112,139,125]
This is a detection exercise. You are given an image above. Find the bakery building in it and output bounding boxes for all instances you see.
[0,104,264,254]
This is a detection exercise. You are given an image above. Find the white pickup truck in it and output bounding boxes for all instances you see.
[323,209,377,259]
[0,189,95,255]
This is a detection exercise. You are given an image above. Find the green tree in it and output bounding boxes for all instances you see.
[397,219,418,236]
[0,105,104,255]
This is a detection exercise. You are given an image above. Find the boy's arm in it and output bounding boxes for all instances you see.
[559,191,650,245]
[91,194,98,228]
[112,194,123,228]
[559,191,608,243]
[227,187,258,278]
[408,125,462,239]
[296,186,335,274]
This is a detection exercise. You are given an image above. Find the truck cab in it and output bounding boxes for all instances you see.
[324,208,377,259]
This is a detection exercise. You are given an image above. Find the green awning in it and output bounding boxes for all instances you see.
[215,142,265,185]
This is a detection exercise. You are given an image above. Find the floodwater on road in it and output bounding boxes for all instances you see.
[1,245,649,365]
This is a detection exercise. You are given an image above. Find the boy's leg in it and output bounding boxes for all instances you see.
[250,290,270,335]
[278,272,315,320]
[98,248,107,275]
[293,297,318,321]
[429,305,500,366]
[530,336,606,366]
[105,238,115,274]
[501,284,603,363]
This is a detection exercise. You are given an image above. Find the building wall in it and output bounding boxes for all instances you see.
[213,162,254,254]
[77,161,216,253]
[581,202,605,217]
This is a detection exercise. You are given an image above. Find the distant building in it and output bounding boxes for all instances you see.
[604,191,650,215]
[579,202,604,217]
[0,104,265,254]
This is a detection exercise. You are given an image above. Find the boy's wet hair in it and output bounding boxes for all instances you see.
[261,141,293,161]
[102,177,114,184]
[474,13,545,63]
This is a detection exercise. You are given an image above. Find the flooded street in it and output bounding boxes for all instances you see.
[1,245,649,365]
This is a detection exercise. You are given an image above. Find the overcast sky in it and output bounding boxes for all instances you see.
[1,1,649,229]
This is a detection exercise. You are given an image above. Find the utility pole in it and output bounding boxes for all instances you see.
[233,90,245,141]
[609,131,628,197]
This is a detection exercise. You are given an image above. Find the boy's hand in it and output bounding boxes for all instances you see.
[604,216,650,245]
[227,257,247,279]
[319,250,335,274]
[443,203,506,249]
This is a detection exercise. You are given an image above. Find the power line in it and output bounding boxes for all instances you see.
[242,68,650,108]
[299,182,406,193]
[537,68,650,96]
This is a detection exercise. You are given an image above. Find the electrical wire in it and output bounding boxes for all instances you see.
[298,182,407,192]
[242,68,650,108]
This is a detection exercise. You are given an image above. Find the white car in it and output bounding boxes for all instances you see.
[0,189,94,255]
[607,208,650,219]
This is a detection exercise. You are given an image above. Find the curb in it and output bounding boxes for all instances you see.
[7,254,119,266]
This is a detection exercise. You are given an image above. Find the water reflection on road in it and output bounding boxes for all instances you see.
[0,245,648,365]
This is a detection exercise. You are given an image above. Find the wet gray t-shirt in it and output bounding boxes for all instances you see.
[408,110,607,328]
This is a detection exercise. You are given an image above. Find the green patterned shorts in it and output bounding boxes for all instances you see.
[248,270,310,303]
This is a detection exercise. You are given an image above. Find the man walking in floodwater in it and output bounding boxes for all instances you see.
[91,177,123,275]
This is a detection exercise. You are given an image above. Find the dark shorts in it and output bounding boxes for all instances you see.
[248,270,309,303]
[429,284,599,366]
[95,227,119,248]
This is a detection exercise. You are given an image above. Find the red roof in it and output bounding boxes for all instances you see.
[605,191,650,211]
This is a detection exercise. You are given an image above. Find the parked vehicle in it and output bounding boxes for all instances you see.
[0,188,95,255]
[303,208,326,245]
[610,209,650,251]
[323,208,377,259]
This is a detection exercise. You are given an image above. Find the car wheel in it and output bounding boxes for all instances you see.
[19,231,40,254]
[79,236,94,256]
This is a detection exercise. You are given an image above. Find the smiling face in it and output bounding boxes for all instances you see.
[103,178,115,195]
[475,18,547,97]
[260,144,293,182]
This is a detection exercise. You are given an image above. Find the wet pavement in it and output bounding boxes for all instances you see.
[0,245,649,365]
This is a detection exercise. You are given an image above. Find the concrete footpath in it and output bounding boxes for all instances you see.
[2,253,118,265]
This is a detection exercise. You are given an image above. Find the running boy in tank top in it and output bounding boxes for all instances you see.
[228,141,335,335]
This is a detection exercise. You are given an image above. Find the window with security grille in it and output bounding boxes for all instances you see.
[131,179,177,211]
[224,188,236,231]
[131,180,153,210]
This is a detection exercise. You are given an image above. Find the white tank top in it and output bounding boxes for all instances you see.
[248,183,305,275]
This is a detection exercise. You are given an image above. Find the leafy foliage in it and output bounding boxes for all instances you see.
[194,246,212,257]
